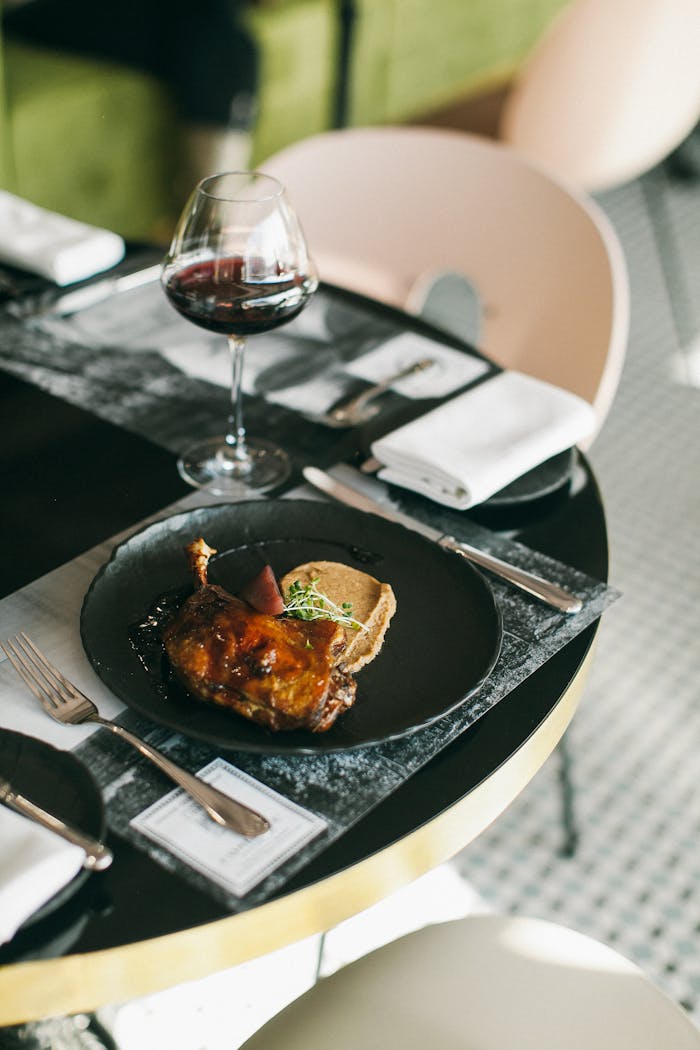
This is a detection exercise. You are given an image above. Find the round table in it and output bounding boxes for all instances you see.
[0,332,607,1024]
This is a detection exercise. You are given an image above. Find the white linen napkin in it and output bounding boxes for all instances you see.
[0,805,84,944]
[0,191,125,286]
[371,370,596,510]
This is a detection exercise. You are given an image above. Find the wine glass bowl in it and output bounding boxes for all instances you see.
[161,171,318,496]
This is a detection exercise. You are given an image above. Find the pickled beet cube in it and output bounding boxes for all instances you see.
[239,564,285,615]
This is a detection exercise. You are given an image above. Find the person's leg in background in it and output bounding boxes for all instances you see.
[3,0,259,188]
[171,0,259,186]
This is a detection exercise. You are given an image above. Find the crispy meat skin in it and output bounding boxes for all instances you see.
[163,539,356,732]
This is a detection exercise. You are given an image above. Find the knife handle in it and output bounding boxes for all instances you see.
[99,720,270,837]
[3,791,113,871]
[439,536,583,615]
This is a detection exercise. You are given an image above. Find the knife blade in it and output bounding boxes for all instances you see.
[38,262,162,318]
[0,778,113,871]
[302,466,582,615]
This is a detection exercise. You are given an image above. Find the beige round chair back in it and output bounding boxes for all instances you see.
[242,914,700,1049]
[264,126,629,445]
[500,0,700,191]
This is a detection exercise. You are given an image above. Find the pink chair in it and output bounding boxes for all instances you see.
[242,914,700,1049]
[264,125,629,446]
[500,0,700,192]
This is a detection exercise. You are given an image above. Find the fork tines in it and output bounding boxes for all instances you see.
[2,633,75,715]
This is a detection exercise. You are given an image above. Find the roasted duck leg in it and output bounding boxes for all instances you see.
[163,539,357,732]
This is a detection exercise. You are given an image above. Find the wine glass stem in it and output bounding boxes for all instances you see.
[226,335,249,464]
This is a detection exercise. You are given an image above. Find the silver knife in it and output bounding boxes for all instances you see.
[303,466,583,615]
[0,778,113,871]
[38,263,162,318]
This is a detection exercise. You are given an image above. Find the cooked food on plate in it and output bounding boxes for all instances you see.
[280,560,396,673]
[163,538,395,733]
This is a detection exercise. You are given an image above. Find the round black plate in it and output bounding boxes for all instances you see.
[484,448,575,507]
[0,728,105,929]
[80,500,502,754]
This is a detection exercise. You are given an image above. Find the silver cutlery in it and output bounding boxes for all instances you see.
[0,777,113,871]
[303,466,583,615]
[2,634,270,838]
[7,263,162,320]
[43,262,162,317]
[322,358,434,427]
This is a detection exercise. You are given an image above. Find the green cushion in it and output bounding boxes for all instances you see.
[4,41,182,240]
[0,12,12,185]
[350,0,568,124]
[1,1,341,235]
[246,0,339,164]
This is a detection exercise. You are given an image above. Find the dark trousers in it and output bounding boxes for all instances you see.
[3,0,258,127]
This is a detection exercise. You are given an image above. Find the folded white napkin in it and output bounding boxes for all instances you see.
[0,805,84,944]
[371,370,596,510]
[0,191,125,286]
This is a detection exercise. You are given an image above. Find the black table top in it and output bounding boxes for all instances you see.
[0,281,608,1017]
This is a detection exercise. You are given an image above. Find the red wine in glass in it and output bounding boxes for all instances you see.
[161,171,318,496]
[164,256,314,337]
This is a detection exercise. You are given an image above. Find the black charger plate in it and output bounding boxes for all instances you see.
[80,500,502,754]
[0,728,105,929]
[484,448,575,507]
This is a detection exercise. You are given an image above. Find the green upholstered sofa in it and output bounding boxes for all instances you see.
[0,0,566,245]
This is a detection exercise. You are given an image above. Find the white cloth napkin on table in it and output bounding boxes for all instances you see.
[371,370,596,510]
[0,805,84,944]
[0,191,125,286]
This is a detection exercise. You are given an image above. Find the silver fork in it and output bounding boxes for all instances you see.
[323,357,435,427]
[1,634,270,838]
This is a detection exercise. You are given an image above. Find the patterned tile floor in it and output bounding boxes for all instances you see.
[452,150,700,1021]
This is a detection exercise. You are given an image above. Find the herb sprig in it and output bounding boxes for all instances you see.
[284,578,368,633]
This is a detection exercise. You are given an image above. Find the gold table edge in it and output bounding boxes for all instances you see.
[0,646,595,1025]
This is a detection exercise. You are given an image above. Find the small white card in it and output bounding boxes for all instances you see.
[131,758,328,898]
[343,333,489,399]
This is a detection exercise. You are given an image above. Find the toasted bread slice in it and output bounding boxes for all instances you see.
[280,560,396,672]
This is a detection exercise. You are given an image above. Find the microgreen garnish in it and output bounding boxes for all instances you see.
[284,578,368,632]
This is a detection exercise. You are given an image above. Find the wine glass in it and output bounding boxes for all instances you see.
[161,171,318,496]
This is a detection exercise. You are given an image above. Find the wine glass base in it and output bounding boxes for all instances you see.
[177,437,291,497]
